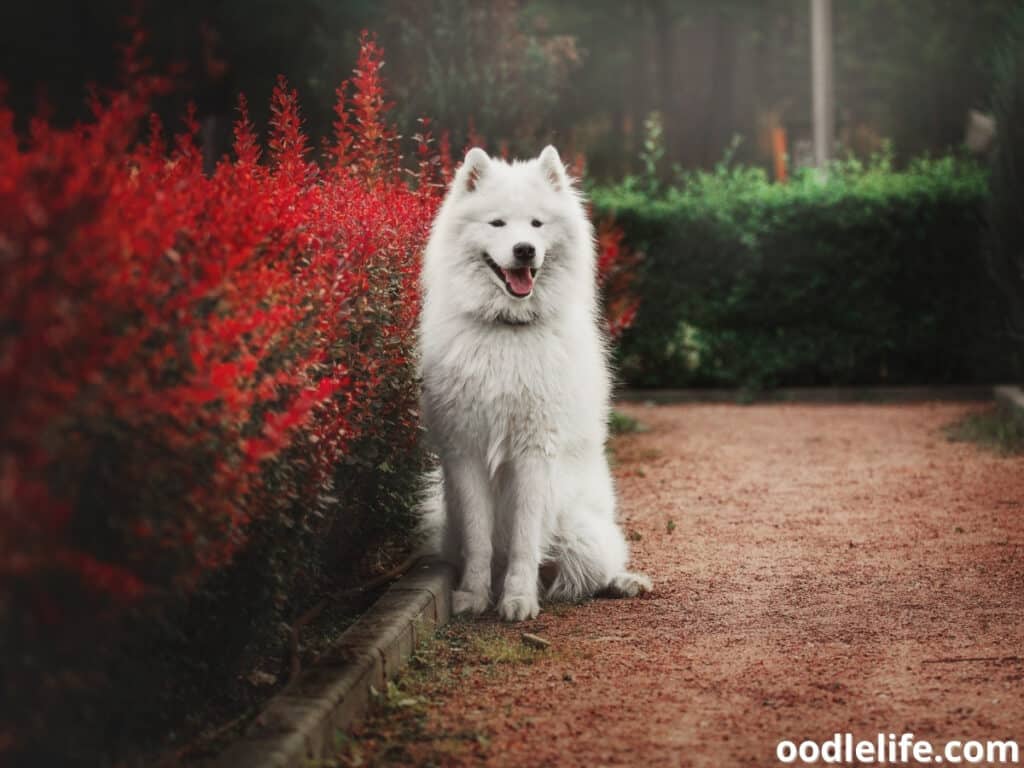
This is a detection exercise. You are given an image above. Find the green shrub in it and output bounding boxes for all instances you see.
[593,154,1015,388]
[945,405,1024,455]
[988,4,1024,353]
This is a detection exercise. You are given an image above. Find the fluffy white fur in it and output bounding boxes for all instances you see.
[418,145,651,622]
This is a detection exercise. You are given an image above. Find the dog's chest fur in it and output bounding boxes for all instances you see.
[421,317,604,469]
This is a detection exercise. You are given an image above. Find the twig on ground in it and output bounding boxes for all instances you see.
[921,655,1022,664]
[522,632,551,650]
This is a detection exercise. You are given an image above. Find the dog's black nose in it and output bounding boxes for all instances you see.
[513,242,536,263]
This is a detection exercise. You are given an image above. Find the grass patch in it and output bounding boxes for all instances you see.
[609,410,645,435]
[945,405,1024,455]
[470,627,546,666]
[334,619,554,766]
[606,411,654,468]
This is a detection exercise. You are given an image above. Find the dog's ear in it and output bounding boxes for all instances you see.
[455,147,490,193]
[538,145,568,191]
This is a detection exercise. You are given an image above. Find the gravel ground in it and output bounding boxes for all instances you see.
[341,403,1024,767]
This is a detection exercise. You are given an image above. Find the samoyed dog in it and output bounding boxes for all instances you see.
[419,145,651,622]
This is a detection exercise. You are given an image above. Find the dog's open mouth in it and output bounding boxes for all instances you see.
[484,253,537,298]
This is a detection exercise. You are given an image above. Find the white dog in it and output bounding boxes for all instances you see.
[419,145,651,622]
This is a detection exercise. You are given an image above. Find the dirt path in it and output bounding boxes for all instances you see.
[342,403,1024,767]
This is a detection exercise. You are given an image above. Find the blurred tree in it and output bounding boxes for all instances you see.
[0,0,377,149]
[988,4,1024,357]
[832,0,1015,158]
[1,0,1016,176]
[374,0,581,157]
[1,1,125,127]
[519,0,1016,176]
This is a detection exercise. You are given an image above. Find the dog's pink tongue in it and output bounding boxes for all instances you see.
[502,267,534,296]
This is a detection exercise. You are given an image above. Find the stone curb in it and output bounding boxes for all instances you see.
[617,385,994,405]
[208,558,455,768]
[994,384,1024,416]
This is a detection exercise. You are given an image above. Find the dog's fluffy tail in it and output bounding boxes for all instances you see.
[414,466,445,557]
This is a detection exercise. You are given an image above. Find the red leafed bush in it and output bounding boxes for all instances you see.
[1,30,440,762]
[0,30,434,610]
[596,219,641,341]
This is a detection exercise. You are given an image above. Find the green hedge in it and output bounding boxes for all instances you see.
[593,156,1018,389]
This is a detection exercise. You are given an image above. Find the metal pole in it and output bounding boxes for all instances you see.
[811,0,834,171]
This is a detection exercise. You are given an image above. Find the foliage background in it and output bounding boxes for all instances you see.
[592,155,1013,389]
[1,1,1018,178]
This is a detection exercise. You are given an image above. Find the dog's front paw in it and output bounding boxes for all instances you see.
[497,593,540,622]
[452,589,490,616]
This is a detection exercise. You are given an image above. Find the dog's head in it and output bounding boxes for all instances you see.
[425,145,594,326]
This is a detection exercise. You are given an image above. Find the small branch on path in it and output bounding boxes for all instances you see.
[921,655,1022,664]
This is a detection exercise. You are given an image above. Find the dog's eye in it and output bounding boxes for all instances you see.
[531,219,543,228]
[489,219,506,227]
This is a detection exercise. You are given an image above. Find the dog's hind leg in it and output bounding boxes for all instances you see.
[544,510,652,602]
[602,570,653,598]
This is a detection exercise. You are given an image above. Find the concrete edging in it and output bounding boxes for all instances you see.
[994,385,1024,416]
[210,557,455,768]
[616,385,994,405]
